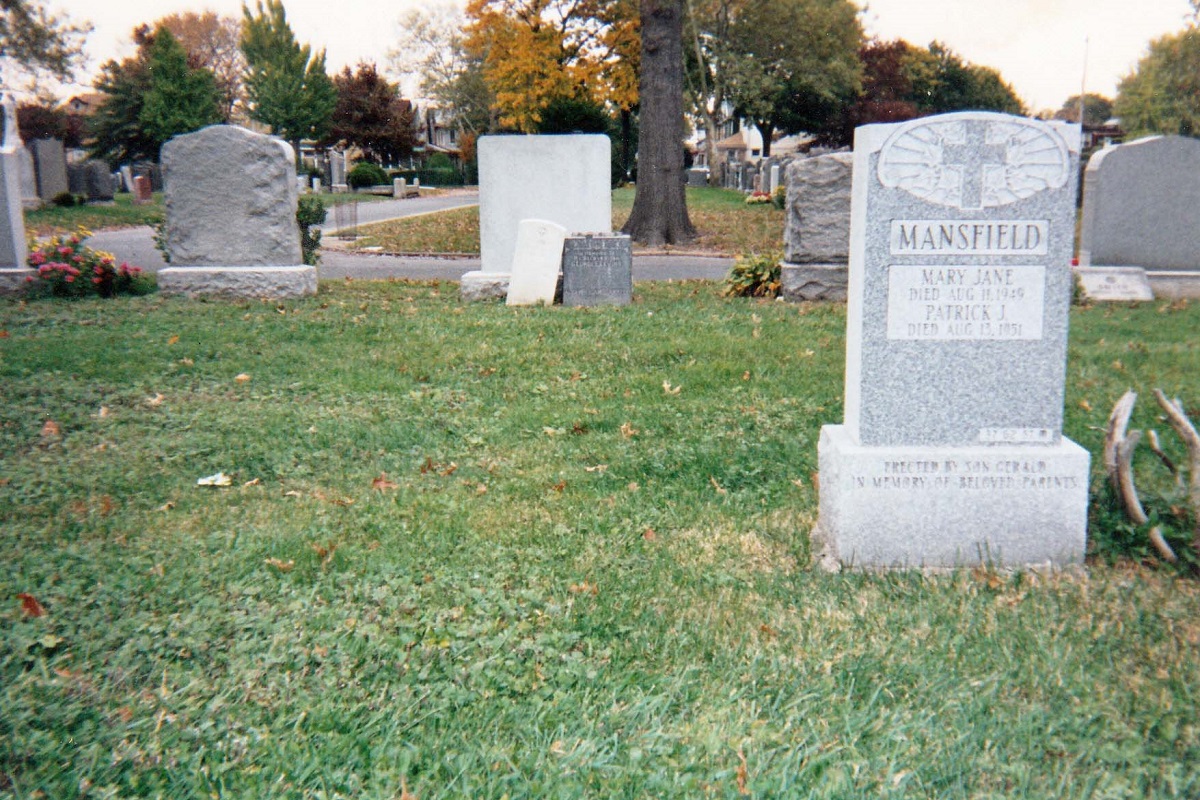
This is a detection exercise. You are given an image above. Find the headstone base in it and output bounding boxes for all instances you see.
[1147,271,1200,300]
[0,268,36,295]
[460,271,510,301]
[158,266,316,299]
[815,424,1089,569]
[1073,267,1154,301]
[781,263,848,302]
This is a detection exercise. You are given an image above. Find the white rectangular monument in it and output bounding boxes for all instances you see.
[816,112,1090,569]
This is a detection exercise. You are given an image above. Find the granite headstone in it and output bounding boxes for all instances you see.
[781,152,854,302]
[0,93,33,293]
[1074,267,1154,302]
[157,125,314,299]
[31,138,68,201]
[1079,135,1200,299]
[815,111,1090,569]
[561,234,632,306]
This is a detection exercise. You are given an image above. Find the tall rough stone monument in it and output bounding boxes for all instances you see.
[815,112,1090,569]
[781,152,853,302]
[0,92,33,294]
[157,125,315,299]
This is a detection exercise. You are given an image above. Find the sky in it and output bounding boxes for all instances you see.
[43,0,1199,114]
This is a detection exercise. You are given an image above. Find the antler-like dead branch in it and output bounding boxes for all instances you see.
[1153,390,1200,558]
[1104,390,1138,493]
[1105,392,1179,563]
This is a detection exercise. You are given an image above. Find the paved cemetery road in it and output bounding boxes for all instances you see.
[83,191,733,281]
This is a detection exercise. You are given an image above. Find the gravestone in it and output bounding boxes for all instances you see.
[157,125,314,299]
[18,146,39,209]
[67,161,87,195]
[506,219,568,306]
[815,112,1089,569]
[781,152,853,302]
[687,168,709,187]
[329,149,347,192]
[1079,135,1200,298]
[68,159,115,201]
[465,134,610,302]
[119,165,134,193]
[1074,266,1154,302]
[562,233,632,306]
[131,175,153,204]
[31,138,68,201]
[0,93,33,294]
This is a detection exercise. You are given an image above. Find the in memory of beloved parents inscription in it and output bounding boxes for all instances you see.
[816,112,1091,569]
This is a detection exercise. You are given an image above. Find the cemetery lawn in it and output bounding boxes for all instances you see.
[350,187,785,256]
[26,191,392,237]
[2,283,1199,799]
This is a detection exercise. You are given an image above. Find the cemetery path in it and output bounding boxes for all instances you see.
[85,191,734,281]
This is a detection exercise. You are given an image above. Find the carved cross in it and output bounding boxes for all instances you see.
[940,124,1009,209]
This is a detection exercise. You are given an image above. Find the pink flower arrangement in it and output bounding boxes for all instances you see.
[26,227,148,298]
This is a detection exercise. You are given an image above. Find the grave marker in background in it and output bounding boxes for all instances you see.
[781,152,853,302]
[1079,135,1200,299]
[0,93,33,294]
[562,234,632,306]
[506,219,567,306]
[816,112,1089,568]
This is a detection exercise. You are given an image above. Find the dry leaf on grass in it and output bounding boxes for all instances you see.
[371,473,399,491]
[146,393,164,407]
[264,558,294,572]
[662,380,682,395]
[619,422,638,438]
[40,420,61,437]
[235,373,251,383]
[197,472,232,487]
[585,464,608,473]
[17,593,46,617]
[710,476,727,495]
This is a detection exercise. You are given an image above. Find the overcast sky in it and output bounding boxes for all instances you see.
[43,0,1198,113]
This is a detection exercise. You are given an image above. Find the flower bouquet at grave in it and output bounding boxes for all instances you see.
[744,191,773,205]
[26,227,150,298]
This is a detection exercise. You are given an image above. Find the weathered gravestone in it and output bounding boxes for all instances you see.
[815,112,1089,569]
[66,159,116,201]
[462,135,610,301]
[781,152,853,302]
[17,146,38,209]
[562,233,632,306]
[0,93,33,293]
[157,125,315,299]
[506,219,568,306]
[31,138,68,202]
[1079,135,1200,299]
[131,175,153,204]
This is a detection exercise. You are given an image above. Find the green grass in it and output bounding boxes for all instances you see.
[352,187,784,256]
[1,284,1198,798]
[26,191,393,238]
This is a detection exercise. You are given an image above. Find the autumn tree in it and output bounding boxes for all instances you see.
[1115,18,1200,137]
[156,11,245,121]
[622,0,694,246]
[0,0,91,89]
[463,0,639,132]
[241,0,337,164]
[17,101,80,146]
[329,63,419,163]
[1054,93,1114,127]
[390,5,495,135]
[138,28,222,155]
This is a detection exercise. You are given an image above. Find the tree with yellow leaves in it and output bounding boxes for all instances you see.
[464,0,639,132]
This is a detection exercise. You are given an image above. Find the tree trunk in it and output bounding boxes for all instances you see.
[622,0,695,246]
[757,120,774,158]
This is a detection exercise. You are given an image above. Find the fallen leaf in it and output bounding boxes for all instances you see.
[264,558,294,572]
[752,328,761,339]
[116,707,134,723]
[759,623,778,638]
[1078,399,1092,412]
[662,380,682,395]
[571,422,588,435]
[146,393,164,407]
[737,749,750,796]
[811,471,820,492]
[742,371,750,381]
[751,313,761,324]
[791,477,805,489]
[157,502,175,511]
[371,473,399,490]
[475,483,488,495]
[710,476,727,495]
[549,740,567,755]
[97,406,110,418]
[619,422,638,438]
[178,358,193,366]
[167,335,179,345]
[551,479,567,492]
[399,777,418,800]
[197,472,232,487]
[99,495,115,516]
[0,329,9,338]
[569,581,599,595]
[1112,360,1124,371]
[543,426,562,436]
[40,420,61,437]
[235,373,251,383]
[643,528,656,541]
[243,478,261,487]
[627,481,639,492]
[0,477,9,486]
[283,490,303,498]
[18,593,46,617]
[585,464,608,473]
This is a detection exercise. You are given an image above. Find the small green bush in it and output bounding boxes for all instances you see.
[772,184,786,210]
[52,191,83,208]
[297,195,327,266]
[347,162,389,189]
[722,252,782,298]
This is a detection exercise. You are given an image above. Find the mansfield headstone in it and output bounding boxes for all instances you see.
[506,219,568,306]
[0,93,33,293]
[157,125,314,299]
[1079,135,1200,299]
[561,234,632,306]
[781,152,854,302]
[31,138,68,202]
[815,111,1089,569]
